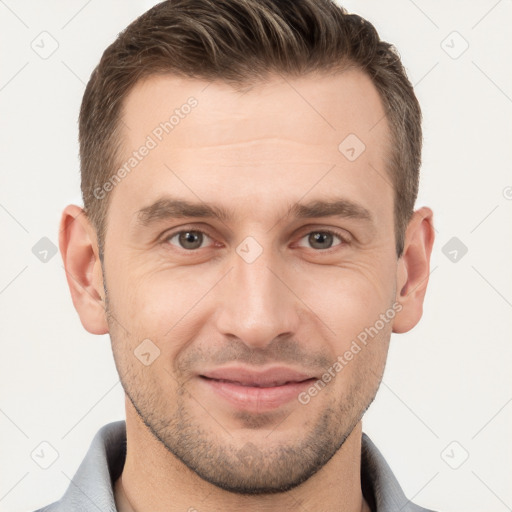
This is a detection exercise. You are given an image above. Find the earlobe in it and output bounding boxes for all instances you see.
[59,205,109,335]
[392,207,435,334]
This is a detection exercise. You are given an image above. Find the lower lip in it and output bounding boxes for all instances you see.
[199,377,316,412]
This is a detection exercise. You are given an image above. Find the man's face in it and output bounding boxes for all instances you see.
[102,70,399,493]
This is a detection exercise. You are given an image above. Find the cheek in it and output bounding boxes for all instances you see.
[109,267,212,353]
[327,316,392,405]
[293,262,396,333]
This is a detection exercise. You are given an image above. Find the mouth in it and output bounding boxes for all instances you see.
[198,366,318,412]
[201,377,312,387]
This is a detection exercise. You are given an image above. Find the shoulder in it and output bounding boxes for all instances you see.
[361,433,438,512]
[30,421,126,512]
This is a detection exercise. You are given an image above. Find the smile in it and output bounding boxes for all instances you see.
[198,366,317,412]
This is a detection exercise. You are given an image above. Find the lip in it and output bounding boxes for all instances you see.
[198,366,317,412]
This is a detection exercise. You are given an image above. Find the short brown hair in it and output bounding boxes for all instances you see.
[79,0,421,257]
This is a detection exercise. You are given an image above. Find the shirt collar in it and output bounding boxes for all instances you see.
[360,433,434,511]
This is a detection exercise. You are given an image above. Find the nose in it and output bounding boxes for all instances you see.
[214,244,301,350]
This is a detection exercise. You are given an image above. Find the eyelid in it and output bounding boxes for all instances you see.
[295,228,350,250]
[159,224,351,251]
[161,226,217,249]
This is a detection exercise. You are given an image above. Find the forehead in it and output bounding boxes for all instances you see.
[110,70,393,226]
[121,70,389,147]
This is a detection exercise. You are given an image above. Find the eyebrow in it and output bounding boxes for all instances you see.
[289,199,372,222]
[135,196,373,226]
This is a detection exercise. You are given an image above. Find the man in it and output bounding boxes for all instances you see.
[38,0,435,510]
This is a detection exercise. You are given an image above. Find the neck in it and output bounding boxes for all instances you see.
[115,399,370,512]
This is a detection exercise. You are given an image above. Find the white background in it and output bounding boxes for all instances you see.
[1,1,511,511]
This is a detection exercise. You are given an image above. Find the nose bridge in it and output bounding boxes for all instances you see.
[215,239,299,348]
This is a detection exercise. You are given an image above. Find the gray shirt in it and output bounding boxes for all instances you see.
[33,421,435,512]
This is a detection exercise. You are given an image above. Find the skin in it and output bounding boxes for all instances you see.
[60,69,434,512]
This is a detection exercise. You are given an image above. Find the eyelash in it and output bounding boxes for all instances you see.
[161,227,349,252]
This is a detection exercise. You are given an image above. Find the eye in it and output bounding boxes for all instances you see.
[297,230,345,250]
[165,230,213,250]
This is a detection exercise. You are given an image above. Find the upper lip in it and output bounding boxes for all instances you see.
[200,366,317,387]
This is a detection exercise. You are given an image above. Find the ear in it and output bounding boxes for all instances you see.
[59,205,109,335]
[392,207,435,334]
